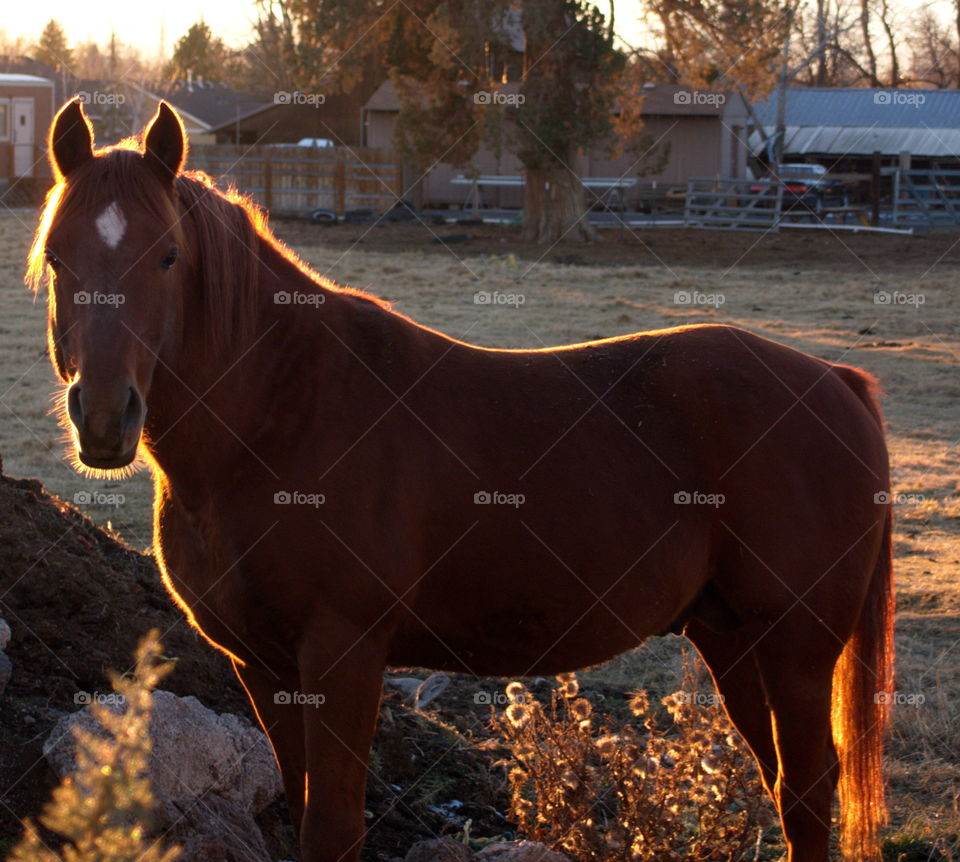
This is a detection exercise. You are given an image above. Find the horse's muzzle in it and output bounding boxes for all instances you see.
[67,381,144,469]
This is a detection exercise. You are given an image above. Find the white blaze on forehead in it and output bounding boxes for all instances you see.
[95,202,127,249]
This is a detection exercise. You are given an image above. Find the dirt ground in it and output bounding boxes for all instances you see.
[1,209,958,858]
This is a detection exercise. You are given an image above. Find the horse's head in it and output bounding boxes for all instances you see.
[30,99,187,472]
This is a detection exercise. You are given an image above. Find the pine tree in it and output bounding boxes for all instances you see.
[267,0,643,243]
[167,20,227,82]
[34,20,73,73]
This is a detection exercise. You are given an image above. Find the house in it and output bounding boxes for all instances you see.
[201,60,387,146]
[0,73,55,184]
[361,81,749,208]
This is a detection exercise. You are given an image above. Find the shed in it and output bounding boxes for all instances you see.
[0,73,55,184]
[749,88,960,171]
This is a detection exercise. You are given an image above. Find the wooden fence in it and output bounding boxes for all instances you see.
[186,145,404,216]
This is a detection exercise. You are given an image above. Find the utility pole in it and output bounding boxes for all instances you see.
[772,3,795,174]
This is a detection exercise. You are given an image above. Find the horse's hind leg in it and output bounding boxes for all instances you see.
[685,621,778,798]
[753,614,842,862]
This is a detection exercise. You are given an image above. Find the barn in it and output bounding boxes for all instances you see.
[0,73,55,188]
[749,87,960,173]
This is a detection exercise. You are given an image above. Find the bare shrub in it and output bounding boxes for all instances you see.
[7,630,180,862]
[492,654,774,861]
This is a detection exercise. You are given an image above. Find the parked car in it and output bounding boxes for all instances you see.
[777,163,847,211]
[268,138,336,149]
[749,163,847,212]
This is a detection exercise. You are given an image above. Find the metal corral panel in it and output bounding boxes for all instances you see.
[684,177,783,230]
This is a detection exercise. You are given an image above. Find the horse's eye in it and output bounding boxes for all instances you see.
[45,250,62,272]
[160,246,179,270]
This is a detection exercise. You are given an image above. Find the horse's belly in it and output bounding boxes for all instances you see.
[391,561,697,676]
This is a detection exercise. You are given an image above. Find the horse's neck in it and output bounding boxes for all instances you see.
[143,257,438,493]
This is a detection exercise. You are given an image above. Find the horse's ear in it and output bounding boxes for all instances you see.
[50,99,94,180]
[143,102,187,184]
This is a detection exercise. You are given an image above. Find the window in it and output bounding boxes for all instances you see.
[0,101,9,141]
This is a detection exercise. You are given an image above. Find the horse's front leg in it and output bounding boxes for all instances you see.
[232,659,306,832]
[297,622,388,862]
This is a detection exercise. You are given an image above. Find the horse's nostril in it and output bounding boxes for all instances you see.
[121,387,143,434]
[67,384,84,429]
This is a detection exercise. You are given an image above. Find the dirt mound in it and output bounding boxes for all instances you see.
[0,458,512,859]
[0,457,252,850]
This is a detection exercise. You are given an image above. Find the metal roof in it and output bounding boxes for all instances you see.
[753,87,960,128]
[750,88,960,155]
[0,73,53,86]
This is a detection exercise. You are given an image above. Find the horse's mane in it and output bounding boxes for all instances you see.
[28,137,393,353]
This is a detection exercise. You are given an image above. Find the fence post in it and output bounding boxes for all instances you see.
[263,150,273,212]
[870,151,881,227]
[334,158,346,215]
[394,158,404,205]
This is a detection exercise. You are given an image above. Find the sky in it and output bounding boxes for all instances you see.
[2,0,951,64]
[3,0,258,60]
[8,1,649,61]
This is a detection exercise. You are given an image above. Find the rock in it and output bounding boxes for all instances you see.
[0,651,11,700]
[402,839,570,862]
[44,689,282,861]
[385,671,450,709]
[411,672,451,709]
[161,793,275,862]
[405,837,475,862]
[0,617,10,651]
[477,841,571,862]
[385,676,423,698]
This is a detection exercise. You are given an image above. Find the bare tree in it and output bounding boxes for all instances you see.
[907,6,958,87]
[875,0,902,84]
[859,0,880,84]
[793,0,864,85]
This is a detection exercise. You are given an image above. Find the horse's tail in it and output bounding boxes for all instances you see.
[831,366,895,862]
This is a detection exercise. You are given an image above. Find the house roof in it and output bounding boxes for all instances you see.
[365,80,401,112]
[750,87,960,156]
[635,83,738,116]
[0,73,53,86]
[146,81,273,129]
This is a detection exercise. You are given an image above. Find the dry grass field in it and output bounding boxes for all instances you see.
[1,206,958,857]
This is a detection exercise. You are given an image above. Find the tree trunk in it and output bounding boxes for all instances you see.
[522,165,596,243]
[861,0,879,86]
[879,0,899,85]
[955,0,960,87]
[815,0,827,85]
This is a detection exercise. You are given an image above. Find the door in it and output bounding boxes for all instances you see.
[12,98,35,178]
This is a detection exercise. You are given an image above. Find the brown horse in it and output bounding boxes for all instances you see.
[30,99,894,862]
